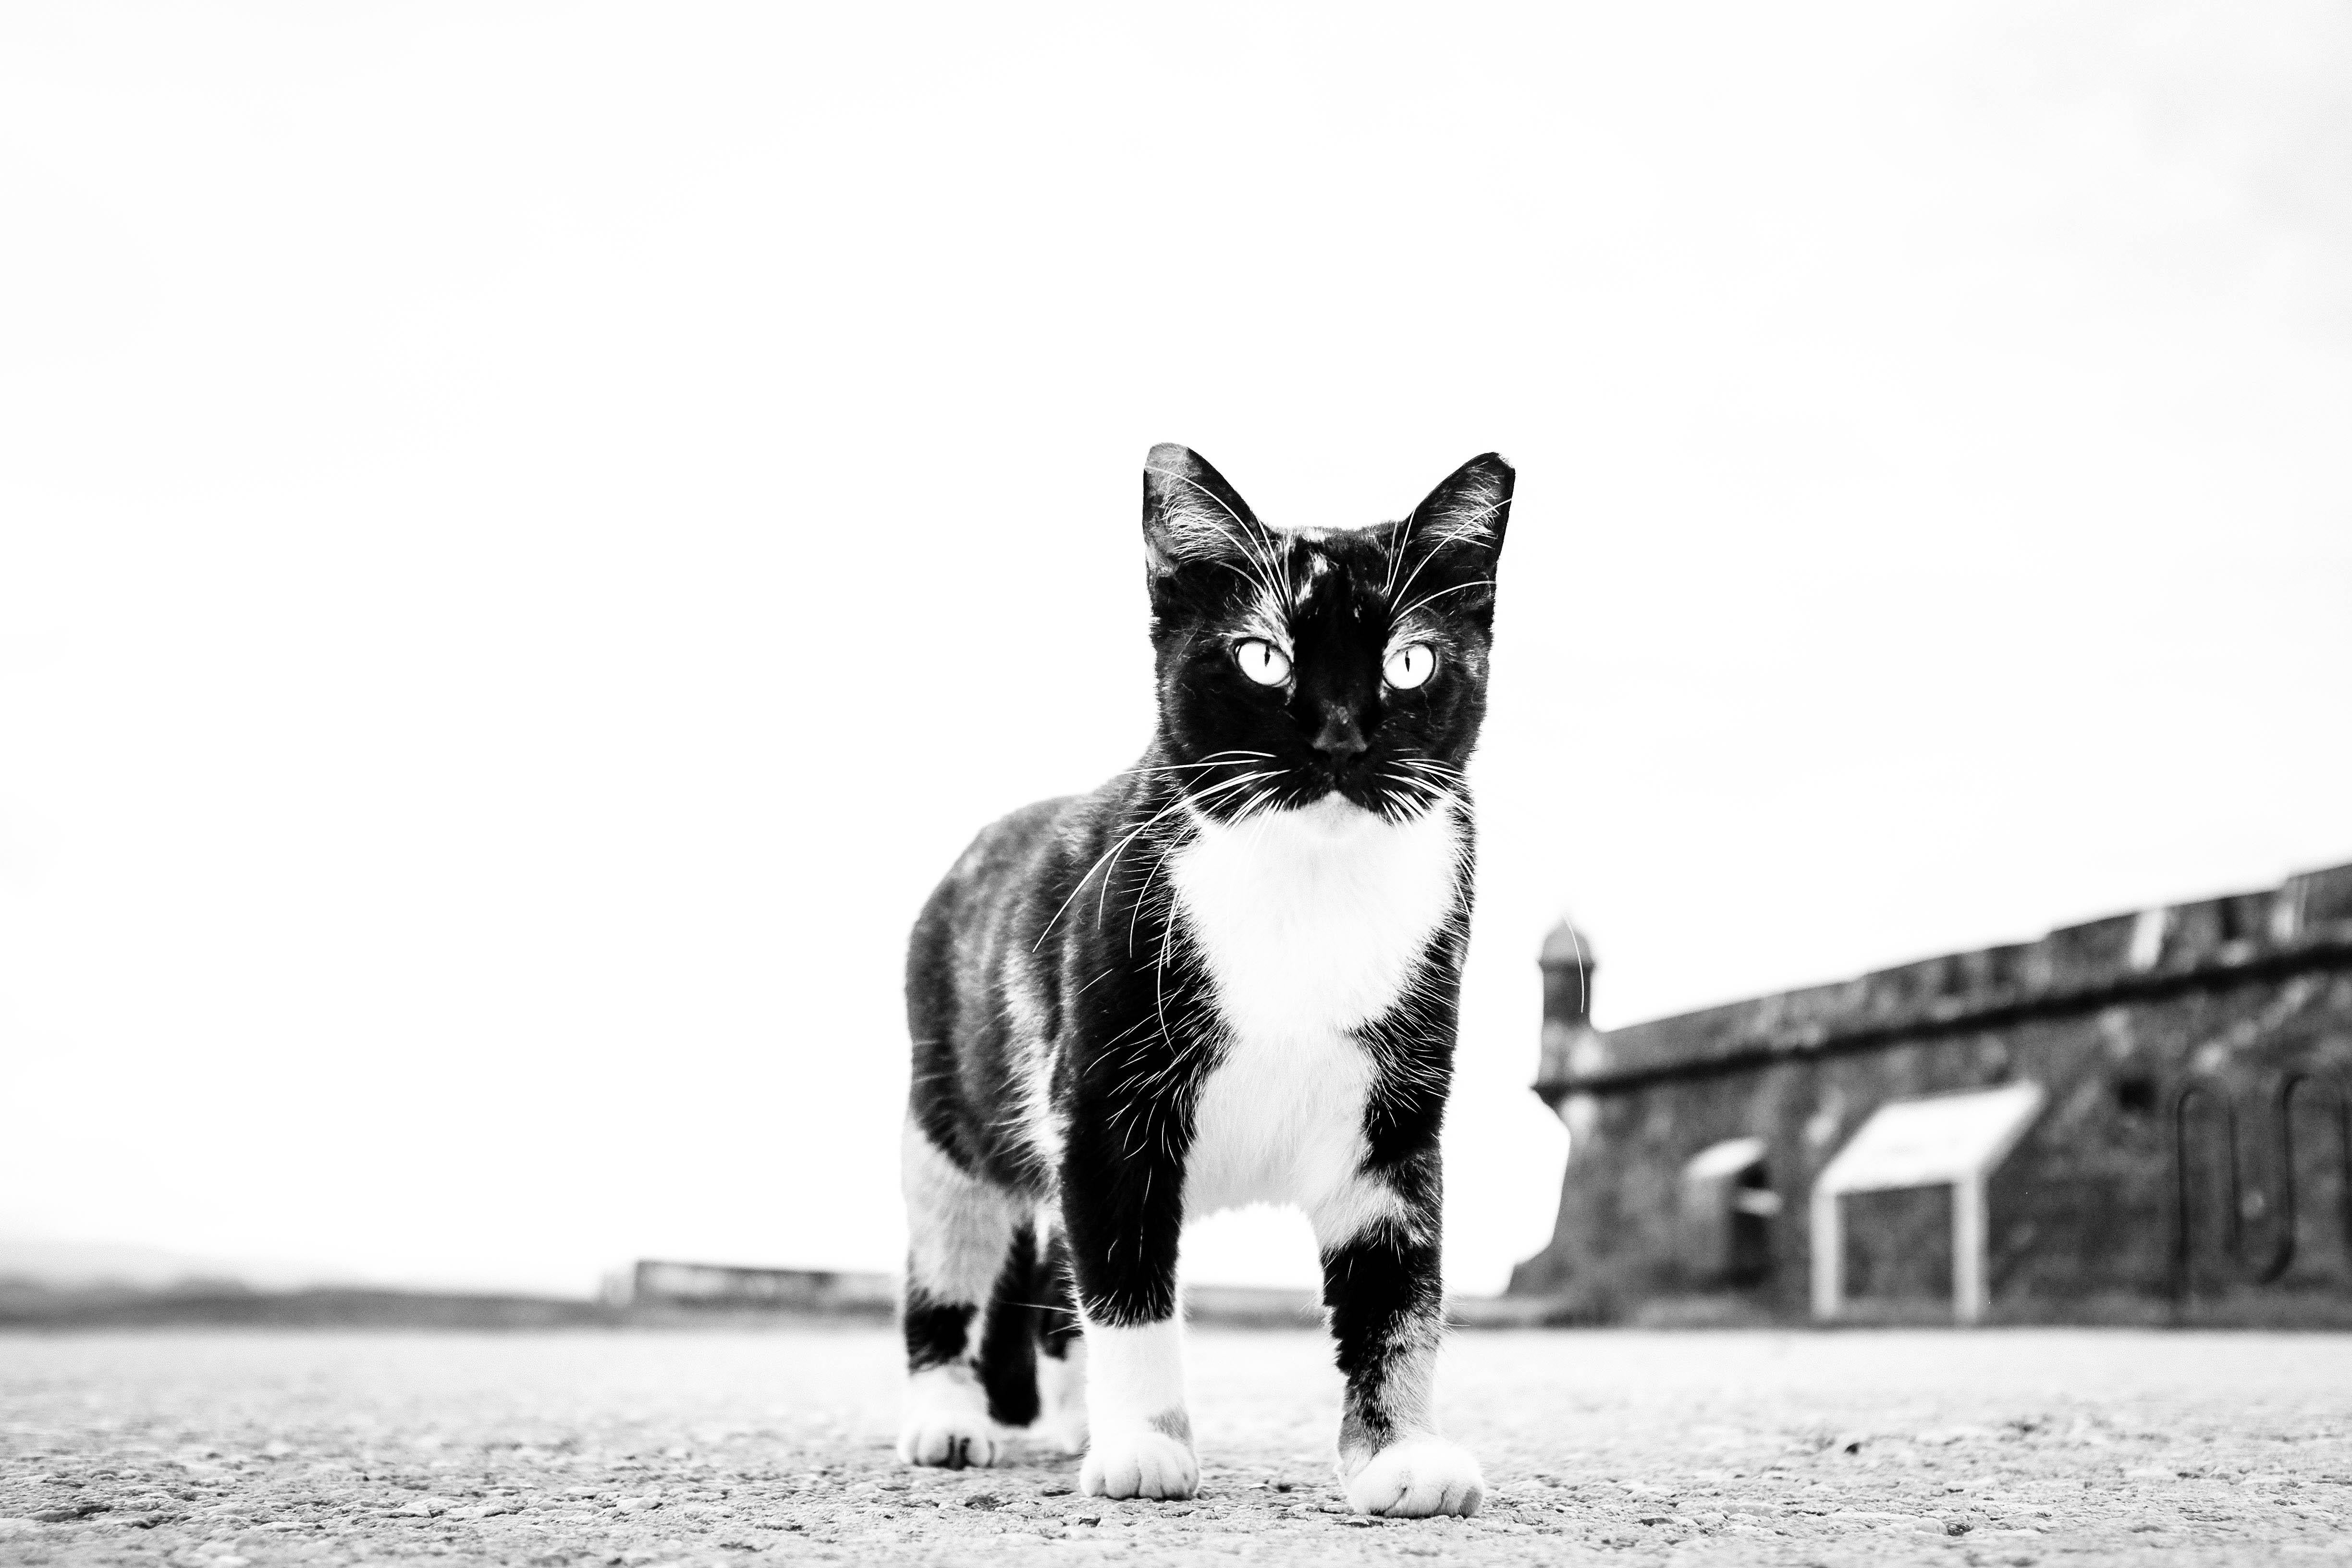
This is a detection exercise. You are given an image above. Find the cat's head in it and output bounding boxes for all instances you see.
[1140,443,1511,823]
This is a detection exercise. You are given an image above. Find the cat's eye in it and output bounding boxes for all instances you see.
[1234,639,1291,686]
[1384,644,1436,690]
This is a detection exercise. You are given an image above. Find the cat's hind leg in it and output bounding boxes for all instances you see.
[898,1118,1020,1469]
[1028,1214,1089,1455]
[973,1220,1041,1430]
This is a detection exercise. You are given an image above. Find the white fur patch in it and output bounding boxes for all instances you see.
[1078,1319,1197,1500]
[1175,794,1460,1041]
[1082,1424,1198,1500]
[1343,1436,1485,1518]
[1293,552,1332,609]
[1080,1318,1188,1429]
[901,1119,1014,1302]
[897,1363,998,1468]
[1308,1175,1419,1249]
[1171,795,1461,1222]
[1035,1336,1090,1455]
[1000,954,1066,1174]
[1187,1029,1407,1242]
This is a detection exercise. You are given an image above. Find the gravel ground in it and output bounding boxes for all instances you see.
[3,1326,2350,1566]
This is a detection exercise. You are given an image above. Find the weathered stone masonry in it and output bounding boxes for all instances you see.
[1509,861,2352,1323]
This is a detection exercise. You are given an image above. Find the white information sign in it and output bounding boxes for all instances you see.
[1815,1081,2046,1197]
[1810,1081,2045,1325]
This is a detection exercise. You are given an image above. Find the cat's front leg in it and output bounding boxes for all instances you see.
[1313,1158,1485,1518]
[1059,1119,1198,1501]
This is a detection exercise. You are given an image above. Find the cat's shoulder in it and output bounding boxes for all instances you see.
[930,775,1139,891]
[935,795,1079,889]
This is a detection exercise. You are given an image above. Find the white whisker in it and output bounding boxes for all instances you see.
[1392,576,1498,628]
[1032,769,1276,951]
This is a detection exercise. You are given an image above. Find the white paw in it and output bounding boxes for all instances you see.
[1343,1437,1485,1518]
[897,1368,999,1470]
[1080,1421,1199,1500]
[897,1412,998,1469]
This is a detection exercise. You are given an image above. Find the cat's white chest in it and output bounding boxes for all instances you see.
[1170,796,1462,1215]
[1173,796,1460,1041]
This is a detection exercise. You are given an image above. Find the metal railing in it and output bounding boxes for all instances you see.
[2171,1072,2352,1298]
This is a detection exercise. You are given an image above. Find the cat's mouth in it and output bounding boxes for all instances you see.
[1292,772,1386,816]
[1272,785,1382,829]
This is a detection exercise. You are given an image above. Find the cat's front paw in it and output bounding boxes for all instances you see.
[1080,1421,1198,1500]
[1342,1438,1485,1518]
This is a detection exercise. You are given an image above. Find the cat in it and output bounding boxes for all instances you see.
[896,444,1510,1518]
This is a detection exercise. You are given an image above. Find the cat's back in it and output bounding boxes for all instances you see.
[906,782,1136,995]
[910,795,1078,961]
[904,787,1132,1177]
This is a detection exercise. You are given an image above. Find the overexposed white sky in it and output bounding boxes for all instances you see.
[3,2,2348,1298]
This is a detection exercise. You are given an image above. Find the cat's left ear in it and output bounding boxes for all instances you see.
[1404,453,1513,564]
[1392,454,1511,625]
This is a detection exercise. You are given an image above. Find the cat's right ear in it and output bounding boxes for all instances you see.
[1142,444,1264,586]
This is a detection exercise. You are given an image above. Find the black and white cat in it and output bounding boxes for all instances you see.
[897,445,1510,1518]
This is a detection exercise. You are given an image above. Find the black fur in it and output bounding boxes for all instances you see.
[899,444,1509,1491]
[899,1283,972,1371]
[974,1221,1041,1427]
[1323,1210,1445,1457]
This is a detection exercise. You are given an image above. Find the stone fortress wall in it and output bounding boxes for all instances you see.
[1509,860,2352,1324]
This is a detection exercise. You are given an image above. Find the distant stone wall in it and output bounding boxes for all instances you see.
[1511,862,2352,1323]
[631,1260,897,1311]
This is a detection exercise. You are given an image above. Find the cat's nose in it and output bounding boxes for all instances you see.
[1310,707,1368,760]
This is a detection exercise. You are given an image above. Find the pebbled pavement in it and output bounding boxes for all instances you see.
[3,1326,2350,1565]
